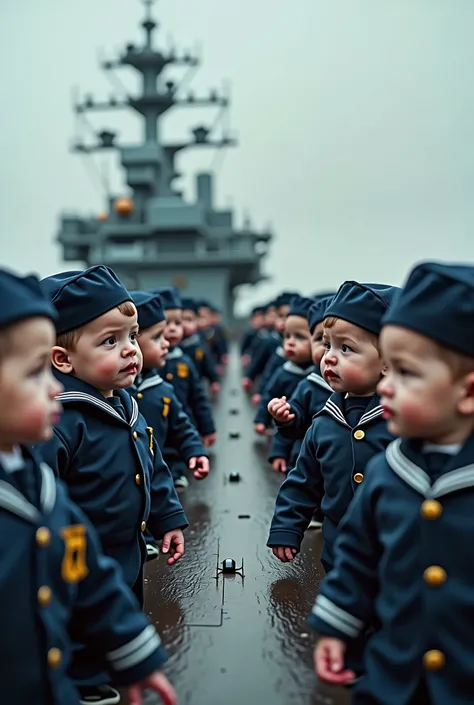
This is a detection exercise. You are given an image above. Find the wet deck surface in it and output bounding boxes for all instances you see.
[140,349,349,705]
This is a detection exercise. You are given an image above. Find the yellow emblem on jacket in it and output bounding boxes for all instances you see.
[146,426,154,454]
[162,397,171,417]
[177,362,189,378]
[61,525,89,583]
[195,348,204,362]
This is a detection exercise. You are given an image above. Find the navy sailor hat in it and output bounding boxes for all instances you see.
[325,281,400,335]
[131,291,166,329]
[0,268,56,329]
[308,294,334,334]
[382,261,474,358]
[287,295,314,320]
[152,286,182,310]
[40,265,131,335]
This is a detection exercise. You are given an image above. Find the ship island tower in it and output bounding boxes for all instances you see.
[57,0,272,322]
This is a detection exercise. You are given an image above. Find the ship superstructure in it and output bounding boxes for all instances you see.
[57,0,272,321]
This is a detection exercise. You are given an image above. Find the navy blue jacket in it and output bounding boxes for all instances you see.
[255,345,286,393]
[276,372,332,441]
[254,361,317,428]
[37,371,188,590]
[267,393,393,569]
[180,333,220,384]
[128,369,206,463]
[162,347,216,436]
[0,446,167,705]
[268,435,303,469]
[245,330,281,382]
[309,435,474,705]
[203,324,228,362]
[240,327,258,356]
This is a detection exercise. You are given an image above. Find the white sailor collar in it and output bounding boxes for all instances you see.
[133,371,164,393]
[181,334,201,347]
[306,372,332,392]
[54,371,139,427]
[386,436,474,498]
[314,392,384,429]
[166,347,184,360]
[0,451,56,524]
[282,361,317,376]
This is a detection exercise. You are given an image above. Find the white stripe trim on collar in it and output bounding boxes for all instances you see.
[181,334,201,347]
[282,361,313,376]
[387,438,474,498]
[40,463,56,514]
[166,347,183,360]
[135,375,164,392]
[0,481,40,523]
[57,391,139,427]
[323,399,349,427]
[306,372,332,391]
[359,406,384,426]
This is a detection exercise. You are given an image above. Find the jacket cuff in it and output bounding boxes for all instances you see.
[266,529,302,549]
[153,510,188,538]
[308,595,364,639]
[107,626,168,685]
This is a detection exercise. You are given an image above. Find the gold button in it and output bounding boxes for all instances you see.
[424,565,447,587]
[420,499,443,520]
[353,472,364,483]
[137,393,143,399]
[36,527,51,547]
[423,650,445,671]
[133,431,138,440]
[38,586,52,607]
[354,429,365,440]
[47,647,62,668]
[166,373,173,380]
[141,521,146,532]
[135,474,141,486]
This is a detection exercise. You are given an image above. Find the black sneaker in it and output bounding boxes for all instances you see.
[78,685,120,704]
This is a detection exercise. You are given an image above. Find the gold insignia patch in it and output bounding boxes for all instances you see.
[195,348,204,362]
[162,397,171,417]
[177,362,189,379]
[146,426,154,454]
[61,525,89,583]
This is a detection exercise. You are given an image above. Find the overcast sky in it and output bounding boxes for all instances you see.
[1,0,473,313]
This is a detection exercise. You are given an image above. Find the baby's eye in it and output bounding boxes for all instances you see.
[130,332,138,342]
[341,344,353,353]
[103,336,116,346]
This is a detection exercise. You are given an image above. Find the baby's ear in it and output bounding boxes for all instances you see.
[458,371,474,416]
[51,346,73,375]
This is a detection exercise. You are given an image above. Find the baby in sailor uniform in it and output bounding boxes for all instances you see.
[180,297,221,395]
[155,287,217,448]
[267,281,399,574]
[129,290,209,497]
[0,268,176,705]
[37,266,187,705]
[312,262,474,705]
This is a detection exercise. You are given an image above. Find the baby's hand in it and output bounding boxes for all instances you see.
[202,433,216,447]
[271,457,287,473]
[271,546,297,562]
[161,529,184,566]
[242,377,252,391]
[268,396,296,423]
[314,637,356,685]
[127,669,176,705]
[188,456,210,480]
[254,423,267,436]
